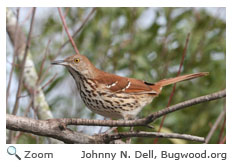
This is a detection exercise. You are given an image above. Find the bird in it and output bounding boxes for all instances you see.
[52,54,208,120]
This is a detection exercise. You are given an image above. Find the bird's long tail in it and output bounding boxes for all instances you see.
[151,72,209,93]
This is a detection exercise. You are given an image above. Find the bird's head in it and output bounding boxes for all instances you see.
[52,54,97,78]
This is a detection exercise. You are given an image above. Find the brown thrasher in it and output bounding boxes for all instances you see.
[52,54,208,120]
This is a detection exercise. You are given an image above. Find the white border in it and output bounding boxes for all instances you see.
[0,3,6,153]
[3,0,228,7]
[226,3,231,145]
[1,0,230,166]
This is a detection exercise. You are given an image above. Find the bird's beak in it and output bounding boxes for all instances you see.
[51,60,68,66]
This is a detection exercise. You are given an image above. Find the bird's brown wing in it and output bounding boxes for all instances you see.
[95,71,157,94]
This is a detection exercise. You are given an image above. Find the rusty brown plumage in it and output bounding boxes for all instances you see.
[52,54,208,119]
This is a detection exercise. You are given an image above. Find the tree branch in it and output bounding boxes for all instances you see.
[101,131,205,143]
[6,89,225,143]
[143,89,226,125]
[6,114,96,144]
[6,114,204,143]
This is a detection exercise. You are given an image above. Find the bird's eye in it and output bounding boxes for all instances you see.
[74,58,80,63]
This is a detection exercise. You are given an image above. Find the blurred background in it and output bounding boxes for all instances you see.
[6,7,226,144]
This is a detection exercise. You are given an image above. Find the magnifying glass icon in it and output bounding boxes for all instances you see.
[7,146,21,160]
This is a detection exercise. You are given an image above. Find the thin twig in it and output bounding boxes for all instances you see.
[205,107,226,143]
[55,8,96,57]
[18,94,30,98]
[218,116,226,143]
[12,7,36,115]
[21,8,34,25]
[6,8,20,107]
[72,8,96,39]
[57,7,80,55]
[52,8,96,61]
[24,98,33,117]
[37,39,56,90]
[219,135,226,144]
[37,65,52,86]
[102,131,205,143]
[41,73,58,90]
[155,33,190,143]
[218,101,226,143]
[38,39,51,81]
[6,58,20,67]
